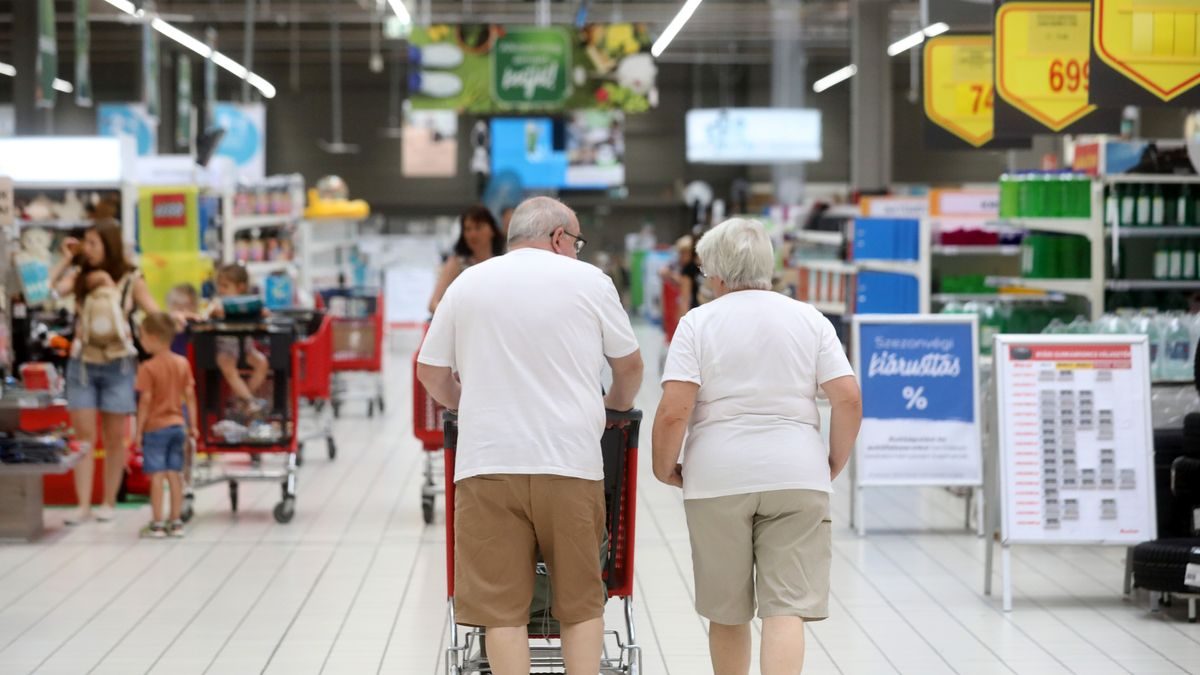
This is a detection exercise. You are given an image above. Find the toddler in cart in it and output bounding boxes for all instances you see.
[134,313,198,538]
[208,264,270,417]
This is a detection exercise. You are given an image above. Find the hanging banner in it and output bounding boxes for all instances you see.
[204,30,217,128]
[852,315,982,486]
[994,1,1120,135]
[994,335,1157,544]
[74,0,92,107]
[1090,0,1200,106]
[923,34,1030,150]
[213,102,266,181]
[98,103,158,157]
[408,24,658,113]
[402,106,458,177]
[143,19,161,120]
[36,0,57,109]
[176,56,193,151]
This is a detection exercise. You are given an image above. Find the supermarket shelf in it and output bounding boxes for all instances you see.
[1105,279,1200,291]
[1103,173,1200,185]
[1152,378,1196,386]
[307,239,355,255]
[17,220,90,230]
[987,277,1097,296]
[932,245,1022,256]
[998,217,1097,238]
[932,292,1067,304]
[1105,226,1200,238]
[793,230,845,246]
[795,259,857,274]
[243,260,294,276]
[856,259,921,275]
[809,300,848,316]
[227,214,296,232]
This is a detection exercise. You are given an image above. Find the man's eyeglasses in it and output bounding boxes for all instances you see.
[558,229,588,254]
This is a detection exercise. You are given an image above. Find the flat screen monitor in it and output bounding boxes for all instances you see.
[686,108,822,164]
[490,111,625,190]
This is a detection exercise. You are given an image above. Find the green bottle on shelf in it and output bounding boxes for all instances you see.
[1152,184,1167,226]
[1169,238,1183,279]
[1120,183,1137,228]
[1154,239,1169,279]
[1106,185,1119,228]
[1180,183,1197,226]
[999,174,1018,218]
[1137,184,1153,226]
[1184,240,1198,280]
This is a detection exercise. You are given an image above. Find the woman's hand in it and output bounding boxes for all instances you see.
[60,237,80,259]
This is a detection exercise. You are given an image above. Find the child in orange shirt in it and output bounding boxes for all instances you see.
[135,313,198,538]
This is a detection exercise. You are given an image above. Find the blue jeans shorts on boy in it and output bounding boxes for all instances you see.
[142,425,187,474]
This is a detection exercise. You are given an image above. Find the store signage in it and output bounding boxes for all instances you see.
[36,0,56,109]
[1090,0,1200,105]
[151,193,187,228]
[931,189,999,216]
[408,24,658,114]
[74,0,91,107]
[491,28,571,105]
[923,34,998,148]
[995,2,1111,132]
[142,20,160,119]
[176,56,192,151]
[0,177,14,229]
[852,315,982,486]
[861,196,929,218]
[993,336,1157,544]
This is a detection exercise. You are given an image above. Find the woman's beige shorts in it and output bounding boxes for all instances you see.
[684,489,831,625]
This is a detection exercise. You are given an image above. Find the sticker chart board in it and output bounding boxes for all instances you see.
[850,314,983,536]
[986,335,1157,611]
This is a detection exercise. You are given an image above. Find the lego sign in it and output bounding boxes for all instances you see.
[151,193,187,228]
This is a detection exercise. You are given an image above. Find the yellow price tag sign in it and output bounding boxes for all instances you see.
[924,35,995,147]
[997,2,1098,131]
[1094,0,1200,101]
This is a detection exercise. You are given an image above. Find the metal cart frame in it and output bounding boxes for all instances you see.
[413,324,446,525]
[442,409,644,675]
[320,289,386,418]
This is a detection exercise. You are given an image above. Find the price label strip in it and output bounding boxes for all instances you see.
[1093,0,1200,101]
[924,35,996,147]
[997,2,1098,131]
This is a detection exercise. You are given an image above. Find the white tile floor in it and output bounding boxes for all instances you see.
[1,326,1198,674]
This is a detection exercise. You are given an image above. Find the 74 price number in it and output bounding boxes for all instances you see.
[1048,58,1089,94]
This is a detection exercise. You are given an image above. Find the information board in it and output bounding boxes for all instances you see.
[994,336,1157,545]
[852,315,982,486]
[923,34,996,148]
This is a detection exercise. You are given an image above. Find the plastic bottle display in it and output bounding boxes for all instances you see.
[1164,315,1193,381]
[998,171,1091,218]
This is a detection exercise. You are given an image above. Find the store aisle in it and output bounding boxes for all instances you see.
[0,326,1198,674]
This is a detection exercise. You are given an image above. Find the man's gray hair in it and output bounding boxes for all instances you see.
[507,196,577,245]
[695,218,775,291]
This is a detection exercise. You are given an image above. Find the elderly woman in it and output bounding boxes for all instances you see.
[652,218,862,675]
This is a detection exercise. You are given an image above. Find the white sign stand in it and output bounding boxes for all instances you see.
[984,335,1158,612]
[850,314,984,536]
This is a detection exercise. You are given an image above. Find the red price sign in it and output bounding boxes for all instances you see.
[1048,58,1090,93]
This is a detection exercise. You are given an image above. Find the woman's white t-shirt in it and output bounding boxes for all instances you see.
[662,290,855,500]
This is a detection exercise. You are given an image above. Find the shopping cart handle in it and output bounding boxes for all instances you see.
[605,408,643,423]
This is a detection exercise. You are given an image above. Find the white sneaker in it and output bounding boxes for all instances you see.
[63,508,92,525]
[94,505,115,522]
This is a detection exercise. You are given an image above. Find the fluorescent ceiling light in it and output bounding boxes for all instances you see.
[106,0,275,99]
[386,0,412,23]
[651,0,704,58]
[812,64,856,93]
[52,79,74,94]
[0,62,15,77]
[887,22,952,57]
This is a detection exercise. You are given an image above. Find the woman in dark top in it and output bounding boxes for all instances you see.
[428,205,505,314]
[677,235,703,315]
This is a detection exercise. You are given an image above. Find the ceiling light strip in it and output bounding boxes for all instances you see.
[812,64,857,93]
[651,0,704,58]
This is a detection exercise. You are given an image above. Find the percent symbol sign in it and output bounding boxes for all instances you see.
[902,386,928,411]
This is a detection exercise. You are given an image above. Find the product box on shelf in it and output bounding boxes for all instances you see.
[852,218,920,261]
[857,271,919,314]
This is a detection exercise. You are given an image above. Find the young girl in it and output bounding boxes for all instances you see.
[209,265,269,413]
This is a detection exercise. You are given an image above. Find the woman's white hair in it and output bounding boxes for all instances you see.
[695,218,775,291]
[507,196,577,245]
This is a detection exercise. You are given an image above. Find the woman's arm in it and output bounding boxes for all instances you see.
[427,258,461,315]
[131,277,161,314]
[652,380,699,487]
[821,375,862,480]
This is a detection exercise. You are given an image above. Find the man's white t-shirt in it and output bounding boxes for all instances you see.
[418,248,639,483]
[662,290,855,500]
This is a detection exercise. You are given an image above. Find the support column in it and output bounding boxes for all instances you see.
[771,0,807,204]
[12,0,45,134]
[851,0,892,192]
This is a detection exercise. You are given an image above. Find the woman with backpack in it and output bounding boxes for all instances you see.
[50,220,165,525]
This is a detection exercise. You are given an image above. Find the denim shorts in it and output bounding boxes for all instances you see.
[66,358,138,414]
[142,425,186,474]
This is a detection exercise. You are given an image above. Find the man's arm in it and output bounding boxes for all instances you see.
[134,381,152,449]
[417,363,462,410]
[651,380,698,487]
[604,350,643,412]
[821,375,862,480]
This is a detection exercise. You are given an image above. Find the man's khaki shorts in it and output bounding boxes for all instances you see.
[454,474,607,627]
[684,489,831,625]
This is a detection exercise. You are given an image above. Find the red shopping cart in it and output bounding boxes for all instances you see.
[283,310,336,465]
[318,289,386,418]
[183,319,301,524]
[412,323,446,525]
[661,275,682,343]
[442,409,643,675]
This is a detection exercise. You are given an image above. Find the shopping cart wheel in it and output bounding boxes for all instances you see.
[181,495,195,523]
[422,495,435,525]
[296,446,305,467]
[229,481,239,513]
[332,402,341,418]
[273,498,296,524]
[327,437,337,460]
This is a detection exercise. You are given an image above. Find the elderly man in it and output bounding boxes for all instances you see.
[652,217,861,675]
[417,196,643,675]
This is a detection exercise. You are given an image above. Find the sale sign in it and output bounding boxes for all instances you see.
[852,315,982,486]
[1090,0,1200,105]
[923,34,1031,150]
